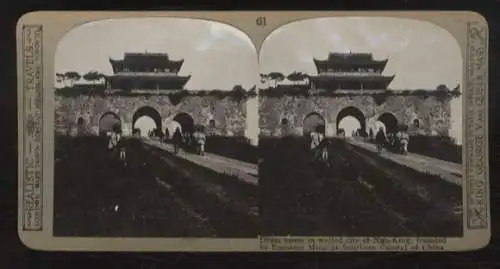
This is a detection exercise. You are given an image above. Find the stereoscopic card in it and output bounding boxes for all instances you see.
[17,11,489,252]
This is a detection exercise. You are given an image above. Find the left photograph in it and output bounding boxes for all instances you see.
[53,18,260,238]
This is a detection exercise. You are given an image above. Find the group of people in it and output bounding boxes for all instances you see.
[373,126,410,155]
[308,125,330,165]
[107,123,127,165]
[105,123,208,167]
[170,125,207,156]
[306,123,411,168]
[147,128,165,141]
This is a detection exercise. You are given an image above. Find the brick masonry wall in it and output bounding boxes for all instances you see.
[259,95,452,137]
[55,94,249,137]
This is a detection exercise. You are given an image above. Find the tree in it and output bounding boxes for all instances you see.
[436,84,448,91]
[268,72,285,87]
[98,73,107,84]
[247,86,257,96]
[83,71,107,96]
[64,71,81,87]
[82,71,101,85]
[55,73,66,88]
[231,84,245,92]
[231,84,246,100]
[260,73,271,88]
[450,83,461,97]
[302,73,311,85]
[286,71,309,85]
[259,73,268,83]
[55,72,64,82]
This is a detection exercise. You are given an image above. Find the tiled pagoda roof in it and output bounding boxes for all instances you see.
[109,52,185,73]
[313,52,389,73]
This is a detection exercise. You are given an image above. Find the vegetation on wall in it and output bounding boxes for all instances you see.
[55,70,257,101]
[258,71,461,102]
[56,70,461,103]
[55,83,257,101]
[258,84,461,100]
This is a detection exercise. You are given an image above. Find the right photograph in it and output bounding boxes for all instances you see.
[258,17,464,237]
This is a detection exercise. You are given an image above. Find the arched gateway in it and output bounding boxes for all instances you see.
[132,106,162,134]
[55,52,251,139]
[173,113,195,133]
[257,51,457,139]
[99,112,121,135]
[378,112,399,134]
[336,106,366,136]
[303,112,326,135]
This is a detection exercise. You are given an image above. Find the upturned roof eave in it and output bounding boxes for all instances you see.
[313,58,389,65]
[108,74,191,80]
[310,74,395,81]
[108,56,185,69]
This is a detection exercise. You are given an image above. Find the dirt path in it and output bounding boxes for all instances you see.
[259,137,463,237]
[53,137,258,237]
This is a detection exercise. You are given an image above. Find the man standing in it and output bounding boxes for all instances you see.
[193,125,207,156]
[396,125,410,155]
[172,128,183,154]
[375,127,387,153]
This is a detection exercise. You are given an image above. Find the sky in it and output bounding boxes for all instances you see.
[55,17,463,145]
[259,17,463,144]
[55,18,259,90]
[338,117,361,137]
[134,117,156,137]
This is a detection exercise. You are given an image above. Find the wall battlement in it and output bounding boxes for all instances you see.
[55,94,251,138]
[259,94,454,137]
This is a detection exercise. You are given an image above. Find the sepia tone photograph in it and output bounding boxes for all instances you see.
[18,11,489,251]
[258,17,464,237]
[53,17,260,238]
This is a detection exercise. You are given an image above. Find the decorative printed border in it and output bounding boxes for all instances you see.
[16,12,491,251]
[22,25,44,231]
[465,21,489,230]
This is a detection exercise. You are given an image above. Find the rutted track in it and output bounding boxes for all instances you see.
[260,137,463,237]
[54,136,258,237]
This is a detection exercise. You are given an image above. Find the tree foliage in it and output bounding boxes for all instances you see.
[82,71,105,83]
[258,85,462,99]
[260,73,269,84]
[55,83,257,100]
[55,73,65,83]
[286,71,309,83]
[59,71,81,87]
[268,72,285,81]
[64,71,81,81]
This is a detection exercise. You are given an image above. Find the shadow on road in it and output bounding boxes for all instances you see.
[54,135,258,238]
[259,136,463,237]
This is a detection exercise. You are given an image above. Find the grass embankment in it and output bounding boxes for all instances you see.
[406,135,462,164]
[204,136,258,164]
[365,135,462,164]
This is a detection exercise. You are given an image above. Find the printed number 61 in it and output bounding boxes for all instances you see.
[256,16,267,26]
